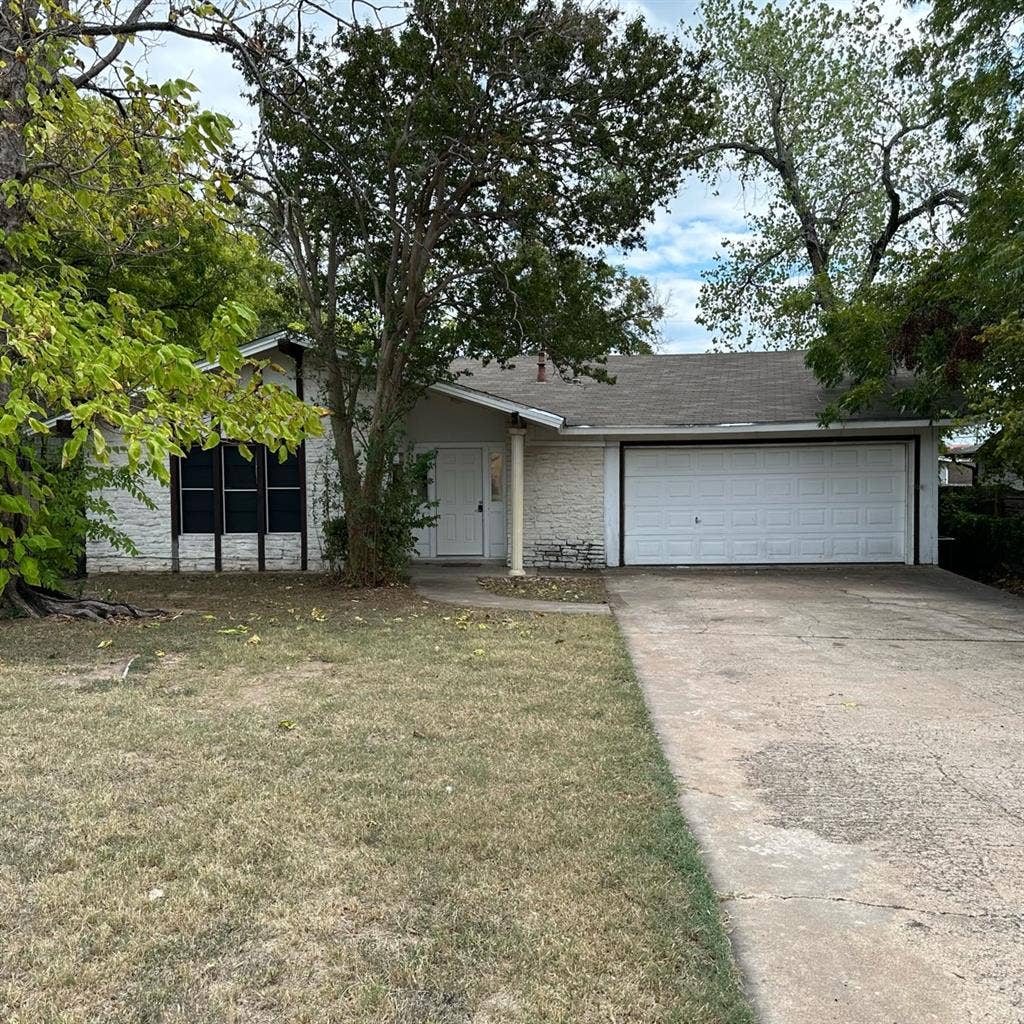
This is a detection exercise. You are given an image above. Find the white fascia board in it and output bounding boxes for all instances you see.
[194,331,309,373]
[428,381,565,429]
[559,419,951,437]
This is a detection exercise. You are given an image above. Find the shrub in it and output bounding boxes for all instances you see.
[939,486,1024,578]
[323,449,436,582]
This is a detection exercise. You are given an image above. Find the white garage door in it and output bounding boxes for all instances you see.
[623,443,910,566]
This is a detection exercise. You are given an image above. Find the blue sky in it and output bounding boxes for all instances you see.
[139,1,761,354]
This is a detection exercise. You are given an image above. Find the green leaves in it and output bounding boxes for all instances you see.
[690,0,963,350]
[0,21,324,602]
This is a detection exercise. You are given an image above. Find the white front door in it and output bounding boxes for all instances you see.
[435,448,485,556]
[623,442,909,565]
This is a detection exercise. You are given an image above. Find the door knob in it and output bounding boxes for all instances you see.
[478,502,484,512]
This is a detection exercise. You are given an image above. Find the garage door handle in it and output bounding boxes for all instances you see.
[478,502,484,512]
[695,515,701,524]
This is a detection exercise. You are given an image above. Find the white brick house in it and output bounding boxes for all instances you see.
[86,333,945,574]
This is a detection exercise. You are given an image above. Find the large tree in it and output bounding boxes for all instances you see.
[0,1,322,616]
[804,0,1024,469]
[688,0,968,350]
[240,0,714,585]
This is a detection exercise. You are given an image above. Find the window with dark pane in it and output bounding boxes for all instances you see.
[222,444,258,533]
[180,445,214,489]
[266,447,303,533]
[266,449,301,488]
[222,444,257,489]
[224,489,258,533]
[179,445,215,533]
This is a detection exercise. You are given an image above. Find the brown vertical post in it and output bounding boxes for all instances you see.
[212,441,223,572]
[256,443,267,572]
[169,454,181,573]
[294,350,308,572]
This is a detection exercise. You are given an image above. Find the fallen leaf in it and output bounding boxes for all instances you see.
[246,634,262,646]
[97,639,113,649]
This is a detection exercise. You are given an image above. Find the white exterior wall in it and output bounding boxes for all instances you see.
[521,441,606,569]
[87,441,175,572]
[86,348,330,573]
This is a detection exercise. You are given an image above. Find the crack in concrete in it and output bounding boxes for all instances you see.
[720,890,1024,922]
[930,754,1024,828]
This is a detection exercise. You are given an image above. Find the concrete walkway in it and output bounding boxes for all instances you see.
[410,564,610,615]
[606,565,1024,1024]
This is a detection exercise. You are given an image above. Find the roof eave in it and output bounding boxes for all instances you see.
[428,381,565,429]
[558,418,951,436]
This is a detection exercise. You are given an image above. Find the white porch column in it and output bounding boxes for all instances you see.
[508,427,526,576]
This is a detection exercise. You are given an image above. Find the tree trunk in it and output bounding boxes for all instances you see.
[2,579,163,620]
[320,331,416,588]
[339,429,397,587]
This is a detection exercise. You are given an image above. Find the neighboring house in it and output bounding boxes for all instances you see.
[86,333,945,574]
[940,443,978,487]
[970,436,1024,491]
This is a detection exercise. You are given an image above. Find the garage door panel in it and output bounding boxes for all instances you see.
[763,451,793,470]
[798,449,828,467]
[697,451,726,471]
[799,508,826,527]
[797,477,827,497]
[728,450,760,471]
[632,509,663,529]
[731,509,759,528]
[623,443,908,566]
[866,506,896,526]
[732,479,759,498]
[665,539,697,559]
[667,480,695,499]
[766,479,794,497]
[867,476,897,495]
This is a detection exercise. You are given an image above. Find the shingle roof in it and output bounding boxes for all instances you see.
[448,350,916,428]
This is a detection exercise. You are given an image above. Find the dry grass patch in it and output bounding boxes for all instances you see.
[477,573,607,604]
[0,573,750,1024]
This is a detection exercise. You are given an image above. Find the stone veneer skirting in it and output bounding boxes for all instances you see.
[520,444,606,569]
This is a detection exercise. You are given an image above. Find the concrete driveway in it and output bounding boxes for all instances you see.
[605,566,1024,1024]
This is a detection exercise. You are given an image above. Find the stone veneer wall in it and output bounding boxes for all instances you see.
[86,439,330,572]
[85,353,332,572]
[521,443,606,569]
[86,441,174,571]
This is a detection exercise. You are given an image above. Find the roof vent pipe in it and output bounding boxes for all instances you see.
[536,350,547,382]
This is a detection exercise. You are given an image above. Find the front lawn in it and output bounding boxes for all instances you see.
[0,574,750,1024]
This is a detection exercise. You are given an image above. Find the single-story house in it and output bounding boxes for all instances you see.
[86,332,944,574]
[940,443,979,487]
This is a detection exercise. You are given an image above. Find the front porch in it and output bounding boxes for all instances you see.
[407,393,533,574]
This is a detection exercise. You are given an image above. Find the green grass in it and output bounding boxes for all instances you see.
[0,573,751,1024]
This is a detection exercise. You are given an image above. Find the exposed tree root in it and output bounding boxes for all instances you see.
[4,581,164,621]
